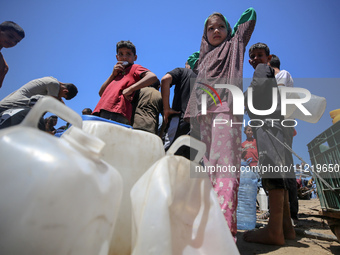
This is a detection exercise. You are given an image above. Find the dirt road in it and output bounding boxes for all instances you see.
[236,198,340,255]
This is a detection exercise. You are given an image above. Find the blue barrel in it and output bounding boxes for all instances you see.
[237,166,258,230]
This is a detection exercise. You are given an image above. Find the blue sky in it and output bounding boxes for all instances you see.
[1,0,339,166]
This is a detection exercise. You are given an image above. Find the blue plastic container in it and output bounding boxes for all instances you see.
[55,115,133,137]
[81,115,133,129]
[237,167,258,230]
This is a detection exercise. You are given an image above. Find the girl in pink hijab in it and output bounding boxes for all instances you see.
[185,8,256,239]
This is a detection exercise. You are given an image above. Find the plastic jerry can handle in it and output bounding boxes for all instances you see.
[166,135,206,164]
[21,96,82,129]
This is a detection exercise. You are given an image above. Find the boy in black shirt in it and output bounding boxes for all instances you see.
[243,43,295,245]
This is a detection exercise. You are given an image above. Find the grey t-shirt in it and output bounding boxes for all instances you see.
[0,77,60,112]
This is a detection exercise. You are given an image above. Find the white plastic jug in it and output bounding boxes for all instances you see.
[79,117,165,255]
[130,136,240,255]
[257,187,268,212]
[0,97,123,255]
[280,87,327,123]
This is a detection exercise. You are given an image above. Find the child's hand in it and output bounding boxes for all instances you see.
[122,87,134,102]
[163,108,180,124]
[112,61,126,77]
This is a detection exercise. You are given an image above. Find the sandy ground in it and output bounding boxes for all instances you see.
[236,198,340,255]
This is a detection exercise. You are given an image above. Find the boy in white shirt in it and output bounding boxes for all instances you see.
[269,54,293,87]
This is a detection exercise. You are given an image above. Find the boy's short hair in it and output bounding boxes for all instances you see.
[82,108,92,115]
[116,40,136,55]
[269,54,280,69]
[244,125,253,133]
[63,83,78,100]
[248,42,270,57]
[0,21,25,39]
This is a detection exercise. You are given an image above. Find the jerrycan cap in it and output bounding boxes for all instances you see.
[62,126,105,155]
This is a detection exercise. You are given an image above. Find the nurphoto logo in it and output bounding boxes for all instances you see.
[198,84,312,128]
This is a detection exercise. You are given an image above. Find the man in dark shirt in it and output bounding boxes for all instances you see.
[161,61,197,151]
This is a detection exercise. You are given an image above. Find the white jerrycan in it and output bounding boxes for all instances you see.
[0,97,123,255]
[78,116,165,255]
[130,136,240,255]
[257,187,268,212]
[279,87,327,123]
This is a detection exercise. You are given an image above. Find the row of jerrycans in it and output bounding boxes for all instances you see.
[0,97,239,255]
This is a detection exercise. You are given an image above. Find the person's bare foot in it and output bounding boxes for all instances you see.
[283,218,296,240]
[282,191,296,240]
[243,226,285,246]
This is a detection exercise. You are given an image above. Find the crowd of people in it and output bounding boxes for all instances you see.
[0,8,314,248]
